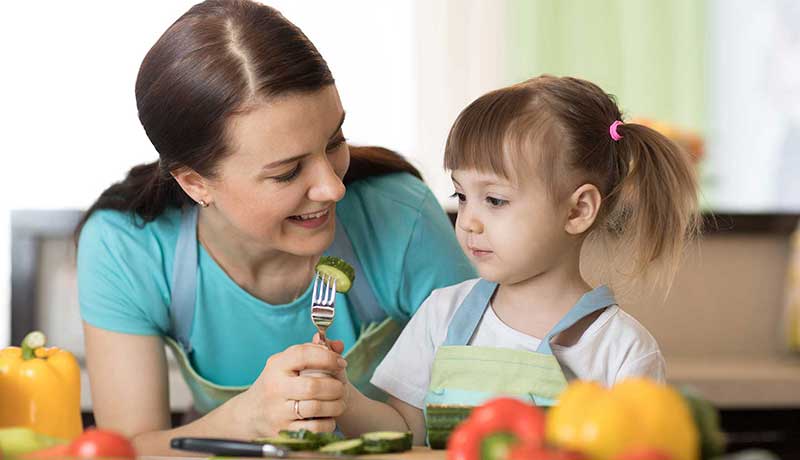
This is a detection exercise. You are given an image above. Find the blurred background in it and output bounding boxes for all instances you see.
[1,0,799,443]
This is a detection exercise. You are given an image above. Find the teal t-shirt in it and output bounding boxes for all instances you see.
[77,173,475,387]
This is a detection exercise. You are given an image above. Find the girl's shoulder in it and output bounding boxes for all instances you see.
[567,305,661,356]
[411,278,482,335]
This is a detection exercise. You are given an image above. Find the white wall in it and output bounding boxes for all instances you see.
[0,1,508,346]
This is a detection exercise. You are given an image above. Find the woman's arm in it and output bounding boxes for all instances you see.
[85,324,348,456]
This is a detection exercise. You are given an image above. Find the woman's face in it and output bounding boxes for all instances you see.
[206,85,349,256]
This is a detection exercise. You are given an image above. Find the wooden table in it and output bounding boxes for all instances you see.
[142,447,447,460]
[363,447,446,460]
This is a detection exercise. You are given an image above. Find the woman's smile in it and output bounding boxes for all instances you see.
[287,207,331,229]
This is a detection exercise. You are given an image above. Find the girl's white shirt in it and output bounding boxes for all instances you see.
[371,278,666,409]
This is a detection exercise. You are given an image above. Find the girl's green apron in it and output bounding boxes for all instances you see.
[423,278,617,416]
[165,205,401,415]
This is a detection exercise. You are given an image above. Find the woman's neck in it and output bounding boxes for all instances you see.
[197,209,318,305]
[491,246,592,342]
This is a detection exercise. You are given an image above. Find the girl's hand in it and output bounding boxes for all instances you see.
[236,343,348,436]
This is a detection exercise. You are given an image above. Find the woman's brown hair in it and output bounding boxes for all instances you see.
[444,75,700,285]
[75,0,419,240]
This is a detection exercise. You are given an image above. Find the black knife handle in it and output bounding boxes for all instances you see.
[171,437,270,457]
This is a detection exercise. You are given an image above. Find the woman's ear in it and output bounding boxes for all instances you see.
[564,183,602,235]
[171,167,212,206]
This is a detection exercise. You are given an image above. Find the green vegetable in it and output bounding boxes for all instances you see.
[278,429,317,441]
[0,427,66,456]
[425,404,474,448]
[680,387,726,460]
[318,439,364,455]
[480,432,517,460]
[427,429,450,450]
[361,431,413,453]
[316,432,345,446]
[253,436,319,451]
[316,256,355,293]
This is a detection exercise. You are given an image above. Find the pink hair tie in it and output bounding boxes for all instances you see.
[609,120,624,141]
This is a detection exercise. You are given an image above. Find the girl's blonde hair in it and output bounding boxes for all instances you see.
[444,75,701,286]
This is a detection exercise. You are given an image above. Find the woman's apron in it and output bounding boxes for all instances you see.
[164,205,402,415]
[423,278,617,415]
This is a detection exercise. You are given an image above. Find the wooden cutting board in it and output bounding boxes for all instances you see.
[362,447,446,460]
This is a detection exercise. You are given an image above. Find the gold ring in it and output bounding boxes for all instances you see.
[293,399,304,420]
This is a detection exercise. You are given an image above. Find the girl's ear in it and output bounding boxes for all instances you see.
[171,167,212,205]
[564,183,602,235]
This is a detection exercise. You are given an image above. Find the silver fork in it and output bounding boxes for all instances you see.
[310,272,336,349]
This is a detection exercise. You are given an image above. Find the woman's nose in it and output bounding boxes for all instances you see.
[308,154,346,203]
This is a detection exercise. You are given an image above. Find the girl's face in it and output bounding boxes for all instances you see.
[205,85,349,256]
[451,168,573,284]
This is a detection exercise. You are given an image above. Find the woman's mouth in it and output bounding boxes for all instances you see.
[287,208,331,229]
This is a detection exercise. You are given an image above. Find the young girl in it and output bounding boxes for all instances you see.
[332,75,700,443]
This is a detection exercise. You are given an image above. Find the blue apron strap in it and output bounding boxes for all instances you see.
[443,279,498,346]
[169,205,199,354]
[326,217,386,325]
[537,285,617,355]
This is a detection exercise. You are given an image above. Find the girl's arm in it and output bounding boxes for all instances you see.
[85,324,347,456]
[336,384,426,445]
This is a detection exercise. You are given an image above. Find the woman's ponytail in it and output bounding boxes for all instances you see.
[74,161,191,242]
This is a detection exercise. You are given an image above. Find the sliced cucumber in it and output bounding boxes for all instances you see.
[425,404,473,430]
[426,428,450,450]
[316,256,355,293]
[316,432,345,446]
[278,429,316,440]
[361,431,412,454]
[318,438,364,455]
[253,436,319,451]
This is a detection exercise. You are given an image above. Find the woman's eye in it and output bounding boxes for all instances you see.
[486,196,508,207]
[449,192,466,203]
[326,137,347,152]
[272,164,302,182]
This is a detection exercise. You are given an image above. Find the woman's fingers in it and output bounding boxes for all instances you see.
[269,343,347,374]
[287,418,337,434]
[328,339,345,354]
[281,374,346,401]
[311,333,345,354]
[286,398,346,420]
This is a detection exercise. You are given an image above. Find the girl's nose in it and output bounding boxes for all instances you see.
[457,209,483,234]
[308,154,346,203]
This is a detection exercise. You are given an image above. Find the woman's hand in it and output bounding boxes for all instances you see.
[236,342,348,436]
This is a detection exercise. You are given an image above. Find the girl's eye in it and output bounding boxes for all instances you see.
[486,196,508,207]
[449,192,466,203]
[326,137,347,152]
[272,164,302,182]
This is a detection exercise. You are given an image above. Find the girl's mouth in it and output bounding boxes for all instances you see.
[287,208,331,229]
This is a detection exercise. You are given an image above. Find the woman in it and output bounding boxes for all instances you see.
[75,0,474,455]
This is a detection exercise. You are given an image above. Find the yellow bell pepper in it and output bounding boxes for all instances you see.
[546,378,699,460]
[0,331,82,440]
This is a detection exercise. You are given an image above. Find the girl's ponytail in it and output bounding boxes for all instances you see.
[604,122,701,283]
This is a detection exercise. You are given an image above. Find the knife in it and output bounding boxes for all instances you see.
[171,437,360,459]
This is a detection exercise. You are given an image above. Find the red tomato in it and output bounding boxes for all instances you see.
[68,429,136,459]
